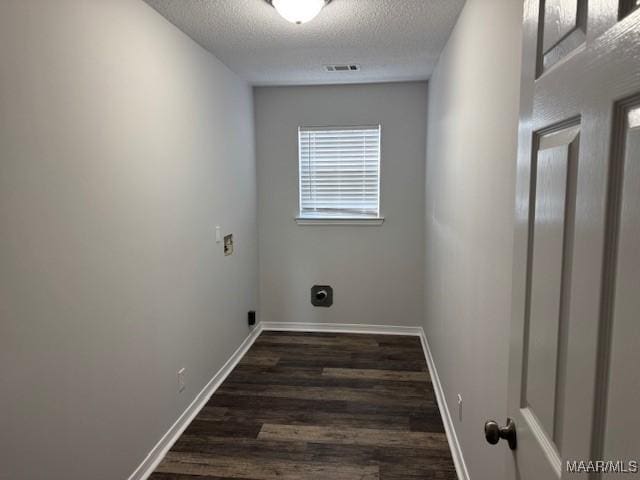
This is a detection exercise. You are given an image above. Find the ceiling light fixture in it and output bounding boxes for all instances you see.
[267,0,332,25]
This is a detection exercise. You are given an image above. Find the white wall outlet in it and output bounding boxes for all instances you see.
[215,225,221,243]
[457,394,463,422]
[178,368,186,393]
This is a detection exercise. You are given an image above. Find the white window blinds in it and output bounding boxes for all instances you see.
[298,125,381,218]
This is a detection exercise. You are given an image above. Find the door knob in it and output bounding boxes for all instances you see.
[484,418,517,450]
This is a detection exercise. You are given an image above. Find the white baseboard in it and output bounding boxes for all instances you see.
[128,324,263,480]
[418,330,471,480]
[260,321,423,336]
[128,321,469,480]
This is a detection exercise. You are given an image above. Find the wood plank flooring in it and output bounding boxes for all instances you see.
[150,331,456,480]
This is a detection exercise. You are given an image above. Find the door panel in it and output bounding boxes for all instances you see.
[602,99,640,477]
[540,0,587,73]
[525,125,579,450]
[542,0,579,51]
[508,1,640,479]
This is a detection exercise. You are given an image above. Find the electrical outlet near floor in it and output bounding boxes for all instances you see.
[178,368,186,393]
[457,394,463,422]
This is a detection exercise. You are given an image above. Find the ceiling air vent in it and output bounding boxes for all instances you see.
[325,64,360,72]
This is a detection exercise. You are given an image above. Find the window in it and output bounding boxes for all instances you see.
[297,125,382,223]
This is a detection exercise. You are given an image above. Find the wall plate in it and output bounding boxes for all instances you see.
[311,285,333,307]
[224,234,233,256]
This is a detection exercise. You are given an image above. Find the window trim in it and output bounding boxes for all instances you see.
[294,216,385,226]
[296,124,383,225]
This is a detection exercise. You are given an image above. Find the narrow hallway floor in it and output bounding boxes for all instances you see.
[150,330,456,480]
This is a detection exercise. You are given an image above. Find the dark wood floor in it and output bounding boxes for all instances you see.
[150,331,456,480]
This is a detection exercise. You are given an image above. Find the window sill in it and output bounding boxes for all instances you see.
[295,217,385,226]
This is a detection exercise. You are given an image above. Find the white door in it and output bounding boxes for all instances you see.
[496,1,640,479]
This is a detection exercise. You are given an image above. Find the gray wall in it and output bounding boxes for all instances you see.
[423,0,523,478]
[255,83,427,327]
[0,1,257,479]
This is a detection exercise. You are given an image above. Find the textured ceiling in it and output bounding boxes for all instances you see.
[144,0,465,85]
